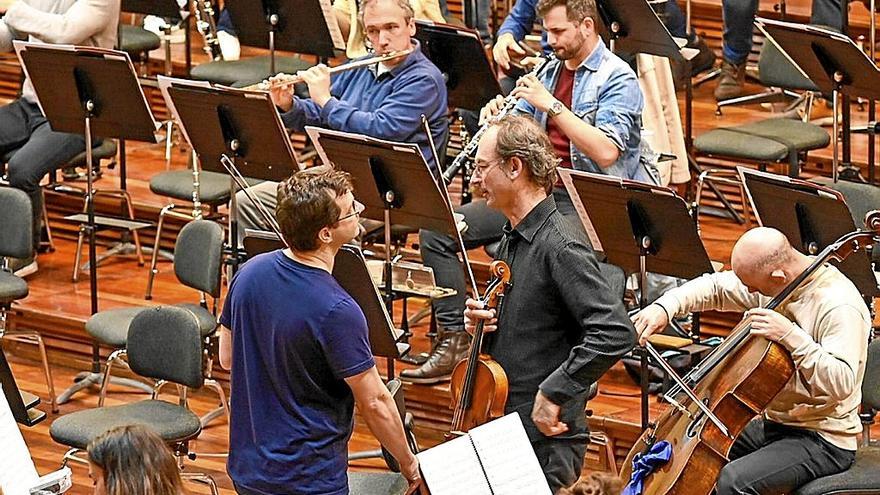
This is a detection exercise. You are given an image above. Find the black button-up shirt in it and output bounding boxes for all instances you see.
[485,195,636,441]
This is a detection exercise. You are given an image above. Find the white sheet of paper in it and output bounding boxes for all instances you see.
[417,433,493,495]
[0,385,40,495]
[318,0,346,51]
[469,413,553,495]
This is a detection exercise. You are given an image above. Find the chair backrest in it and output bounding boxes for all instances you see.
[863,338,880,412]
[127,306,204,389]
[0,188,32,260]
[174,219,224,298]
[758,37,820,91]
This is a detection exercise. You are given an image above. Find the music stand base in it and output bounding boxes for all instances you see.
[55,371,153,405]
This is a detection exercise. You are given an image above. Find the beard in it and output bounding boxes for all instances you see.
[552,31,587,61]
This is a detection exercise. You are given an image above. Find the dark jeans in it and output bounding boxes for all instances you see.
[1,98,86,250]
[419,188,577,332]
[722,0,841,63]
[533,436,587,493]
[716,419,855,495]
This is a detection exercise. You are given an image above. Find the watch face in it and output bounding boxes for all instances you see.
[550,101,563,116]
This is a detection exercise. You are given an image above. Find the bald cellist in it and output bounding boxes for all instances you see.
[634,227,870,494]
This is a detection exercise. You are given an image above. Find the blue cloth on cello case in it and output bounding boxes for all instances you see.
[622,440,673,495]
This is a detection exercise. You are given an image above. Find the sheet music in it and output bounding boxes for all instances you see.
[417,434,493,495]
[0,385,40,495]
[469,413,552,495]
[318,0,346,51]
[157,75,213,149]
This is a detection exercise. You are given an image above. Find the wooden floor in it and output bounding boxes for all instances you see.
[5,14,880,493]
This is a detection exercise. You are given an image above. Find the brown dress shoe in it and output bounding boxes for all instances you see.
[399,329,471,384]
[714,59,746,101]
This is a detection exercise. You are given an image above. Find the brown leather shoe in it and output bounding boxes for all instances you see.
[399,330,471,384]
[714,59,746,101]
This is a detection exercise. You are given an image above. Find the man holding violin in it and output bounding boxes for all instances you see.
[633,227,870,494]
[462,114,636,492]
[402,0,647,385]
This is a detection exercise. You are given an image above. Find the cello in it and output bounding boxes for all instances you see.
[621,212,880,494]
[447,260,511,436]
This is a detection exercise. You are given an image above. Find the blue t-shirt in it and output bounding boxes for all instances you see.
[220,250,375,495]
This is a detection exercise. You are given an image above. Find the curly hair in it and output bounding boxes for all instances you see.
[87,425,185,495]
[490,114,560,193]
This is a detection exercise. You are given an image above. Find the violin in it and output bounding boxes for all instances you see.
[620,212,880,494]
[447,260,511,436]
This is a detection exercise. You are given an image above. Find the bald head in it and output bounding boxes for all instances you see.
[730,227,807,297]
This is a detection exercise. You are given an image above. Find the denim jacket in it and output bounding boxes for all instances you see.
[515,40,650,182]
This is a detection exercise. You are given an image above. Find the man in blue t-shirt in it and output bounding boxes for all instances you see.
[219,167,421,495]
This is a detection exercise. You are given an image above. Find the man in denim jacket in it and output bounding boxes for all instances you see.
[401,0,645,385]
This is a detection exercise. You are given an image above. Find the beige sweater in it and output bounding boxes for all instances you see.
[654,263,870,451]
[0,0,120,103]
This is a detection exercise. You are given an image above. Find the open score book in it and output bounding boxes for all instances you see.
[416,413,552,495]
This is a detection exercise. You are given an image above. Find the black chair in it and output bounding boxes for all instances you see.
[0,187,56,413]
[49,305,219,494]
[793,338,880,495]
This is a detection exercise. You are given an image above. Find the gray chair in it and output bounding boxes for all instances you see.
[49,305,219,494]
[793,338,880,495]
[811,177,880,265]
[190,54,314,88]
[73,220,225,417]
[145,167,258,300]
[0,187,56,413]
[348,378,419,495]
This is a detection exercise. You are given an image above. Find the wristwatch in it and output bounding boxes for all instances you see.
[547,99,565,118]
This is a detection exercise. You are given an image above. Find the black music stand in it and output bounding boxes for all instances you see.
[16,42,160,405]
[757,18,880,183]
[159,76,300,269]
[415,21,500,113]
[306,126,476,329]
[0,346,45,426]
[225,0,345,71]
[740,168,879,298]
[560,169,715,430]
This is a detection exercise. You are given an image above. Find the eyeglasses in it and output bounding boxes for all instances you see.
[338,199,365,222]
[472,158,505,177]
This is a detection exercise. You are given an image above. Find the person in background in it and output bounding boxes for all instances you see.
[87,424,187,495]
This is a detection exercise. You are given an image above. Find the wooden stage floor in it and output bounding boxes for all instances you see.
[4,48,880,494]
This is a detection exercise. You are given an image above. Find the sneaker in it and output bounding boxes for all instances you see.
[9,257,37,278]
[714,58,746,101]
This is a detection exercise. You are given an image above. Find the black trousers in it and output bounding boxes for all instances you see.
[716,418,855,495]
[532,436,587,494]
[1,98,86,250]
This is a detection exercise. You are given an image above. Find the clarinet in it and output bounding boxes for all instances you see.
[194,0,224,61]
[442,55,554,184]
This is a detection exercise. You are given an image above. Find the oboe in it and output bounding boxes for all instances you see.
[442,56,553,184]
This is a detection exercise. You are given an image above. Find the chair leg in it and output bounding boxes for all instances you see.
[40,188,55,253]
[72,224,86,282]
[98,349,126,407]
[120,189,145,266]
[4,330,58,413]
[200,378,230,428]
[146,204,173,300]
[180,472,220,495]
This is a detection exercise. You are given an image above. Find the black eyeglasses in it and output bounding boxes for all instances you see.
[338,199,365,222]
